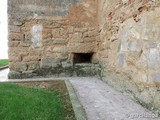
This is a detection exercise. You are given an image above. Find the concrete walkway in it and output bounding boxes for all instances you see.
[0,68,9,81]
[0,69,159,120]
[69,78,159,120]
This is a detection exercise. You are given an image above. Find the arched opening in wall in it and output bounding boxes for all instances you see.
[0,0,9,79]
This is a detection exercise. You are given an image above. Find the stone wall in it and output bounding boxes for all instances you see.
[8,0,100,78]
[8,0,160,115]
[98,0,160,115]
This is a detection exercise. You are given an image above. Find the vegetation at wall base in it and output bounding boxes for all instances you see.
[0,59,8,67]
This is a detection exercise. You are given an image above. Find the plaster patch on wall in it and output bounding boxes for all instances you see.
[116,52,126,68]
[152,72,160,83]
[32,25,42,48]
[147,48,160,69]
[12,0,81,16]
[122,0,129,4]
[20,5,48,12]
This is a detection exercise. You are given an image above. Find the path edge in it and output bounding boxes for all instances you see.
[65,80,88,120]
[0,65,8,71]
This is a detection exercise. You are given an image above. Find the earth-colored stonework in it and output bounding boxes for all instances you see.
[8,0,100,78]
[8,0,160,115]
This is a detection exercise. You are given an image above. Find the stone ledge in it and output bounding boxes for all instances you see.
[0,65,9,71]
[65,80,87,120]
[8,63,101,79]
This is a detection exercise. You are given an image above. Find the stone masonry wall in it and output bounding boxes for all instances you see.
[8,0,100,78]
[8,0,160,115]
[98,0,160,115]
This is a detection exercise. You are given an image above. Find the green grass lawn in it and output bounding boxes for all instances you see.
[0,83,75,120]
[0,59,8,67]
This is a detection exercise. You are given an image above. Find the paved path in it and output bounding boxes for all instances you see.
[70,78,159,120]
[0,68,9,81]
[0,69,159,120]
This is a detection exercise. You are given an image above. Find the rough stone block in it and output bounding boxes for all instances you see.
[62,61,73,69]
[40,58,61,68]
[9,33,24,41]
[70,32,83,43]
[53,38,66,44]
[23,55,40,62]
[8,41,20,47]
[21,71,36,78]
[9,25,21,33]
[42,29,52,39]
[52,28,67,38]
[27,61,40,70]
[13,62,27,72]
[87,30,98,37]
[9,47,29,55]
[9,55,21,62]
[52,46,67,53]
[38,20,53,26]
[152,73,160,83]
[8,71,21,79]
[25,33,32,40]
[75,27,88,32]
[67,26,74,33]
[68,42,97,53]
[12,19,24,26]
[84,37,96,42]
[20,41,32,47]
[74,63,97,77]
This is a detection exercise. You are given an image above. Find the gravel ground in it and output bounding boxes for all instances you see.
[0,69,159,120]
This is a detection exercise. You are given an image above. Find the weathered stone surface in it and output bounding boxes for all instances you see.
[8,0,99,81]
[8,41,20,47]
[151,72,160,83]
[47,46,67,53]
[21,71,36,78]
[74,64,98,77]
[13,62,27,72]
[147,48,160,69]
[8,0,160,115]
[22,55,40,62]
[9,33,24,41]
[27,61,40,70]
[40,58,61,68]
[13,20,24,26]
[62,61,73,69]
[98,0,160,114]
[70,32,83,43]
[9,55,21,62]
[52,28,67,38]
[116,53,126,68]
[8,71,21,79]
[25,33,32,40]
[68,42,97,53]
[19,41,32,47]
[53,38,66,44]
[9,25,21,33]
[31,25,42,48]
